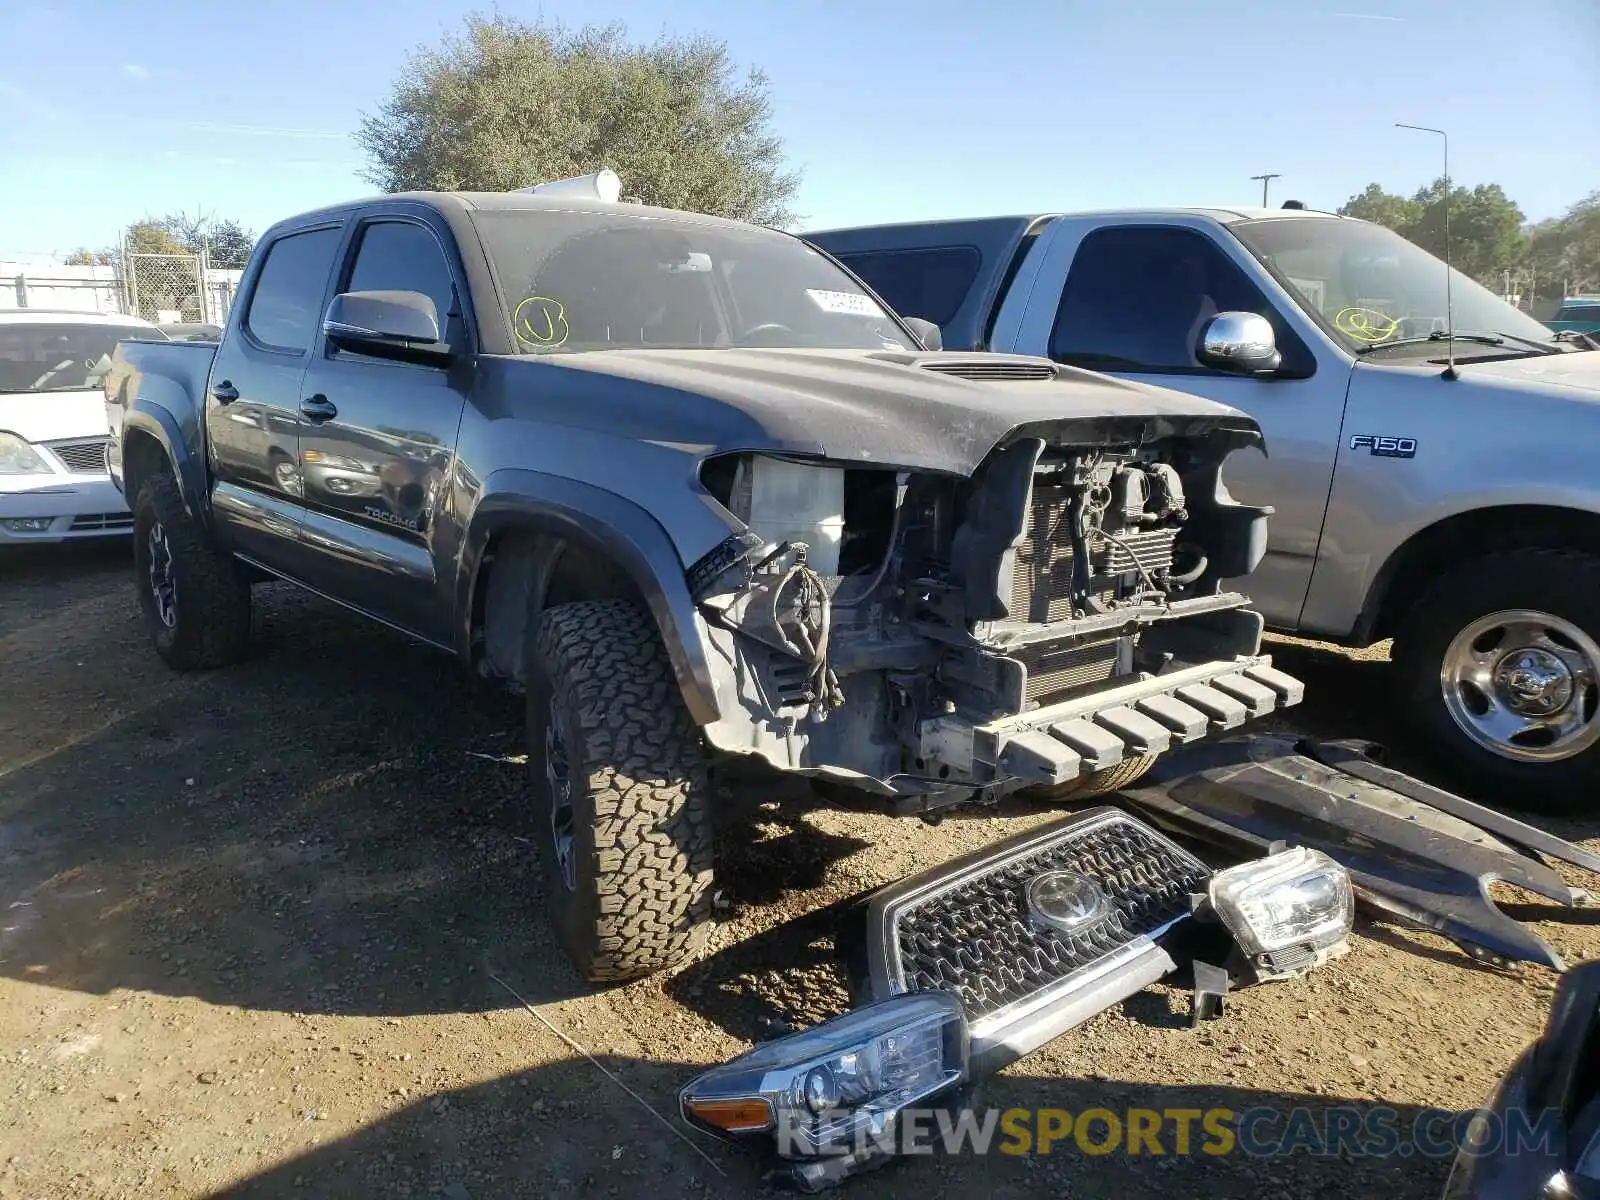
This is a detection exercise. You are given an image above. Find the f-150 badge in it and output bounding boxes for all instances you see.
[1349,434,1417,459]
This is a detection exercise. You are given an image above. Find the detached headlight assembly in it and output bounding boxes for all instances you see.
[680,992,968,1189]
[1208,846,1354,981]
[0,432,51,476]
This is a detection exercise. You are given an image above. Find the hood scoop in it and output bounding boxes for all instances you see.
[918,358,1059,382]
[863,350,1061,382]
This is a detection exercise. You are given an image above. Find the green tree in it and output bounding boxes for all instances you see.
[1525,191,1600,297]
[1337,183,1421,232]
[1403,178,1526,282]
[355,14,800,225]
[1338,178,1527,283]
[153,209,257,269]
[62,248,112,266]
[124,220,190,257]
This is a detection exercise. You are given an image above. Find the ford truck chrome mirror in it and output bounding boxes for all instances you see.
[1197,311,1280,374]
[902,317,942,352]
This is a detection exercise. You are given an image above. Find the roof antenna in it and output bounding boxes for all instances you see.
[1396,124,1456,380]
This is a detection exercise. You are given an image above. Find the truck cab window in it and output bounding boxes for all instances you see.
[343,221,458,351]
[244,227,342,353]
[1050,226,1288,373]
[836,246,981,327]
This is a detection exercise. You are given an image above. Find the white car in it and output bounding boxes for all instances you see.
[1,310,168,543]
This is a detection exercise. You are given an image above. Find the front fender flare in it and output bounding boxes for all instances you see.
[457,469,723,726]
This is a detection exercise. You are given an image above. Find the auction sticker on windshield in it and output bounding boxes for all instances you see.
[806,289,887,318]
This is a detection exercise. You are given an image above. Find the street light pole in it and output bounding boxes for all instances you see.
[1395,122,1456,379]
[1249,173,1281,207]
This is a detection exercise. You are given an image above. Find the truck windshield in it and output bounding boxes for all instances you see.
[0,321,168,394]
[472,209,918,354]
[1229,217,1554,355]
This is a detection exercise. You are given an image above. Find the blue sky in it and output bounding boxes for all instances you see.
[1,0,1595,258]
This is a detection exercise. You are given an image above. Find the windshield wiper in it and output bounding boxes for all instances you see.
[1485,330,1564,355]
[1355,331,1505,354]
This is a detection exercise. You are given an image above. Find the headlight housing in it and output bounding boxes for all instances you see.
[681,992,968,1178]
[1208,846,1353,980]
[0,432,51,476]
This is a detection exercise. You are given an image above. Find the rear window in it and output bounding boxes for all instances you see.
[835,245,982,327]
[244,227,342,353]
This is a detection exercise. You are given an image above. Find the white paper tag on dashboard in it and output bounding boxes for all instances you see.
[806,289,886,318]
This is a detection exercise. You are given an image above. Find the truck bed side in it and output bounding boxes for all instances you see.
[806,216,1054,352]
[104,339,216,515]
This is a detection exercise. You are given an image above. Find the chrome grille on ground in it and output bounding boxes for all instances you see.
[890,812,1208,1020]
[69,512,133,532]
[47,438,111,474]
[1013,639,1119,705]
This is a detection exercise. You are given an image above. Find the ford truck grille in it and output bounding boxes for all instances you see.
[888,812,1207,1020]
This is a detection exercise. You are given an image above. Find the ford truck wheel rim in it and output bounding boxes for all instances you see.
[147,521,177,629]
[1440,608,1600,764]
[544,708,577,890]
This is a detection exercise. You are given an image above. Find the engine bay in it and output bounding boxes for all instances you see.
[692,423,1275,796]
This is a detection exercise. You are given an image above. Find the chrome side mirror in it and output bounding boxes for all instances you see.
[1197,311,1281,375]
[902,316,942,352]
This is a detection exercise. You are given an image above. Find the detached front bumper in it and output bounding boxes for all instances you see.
[0,475,131,542]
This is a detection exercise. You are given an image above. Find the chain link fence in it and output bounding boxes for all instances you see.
[124,252,206,323]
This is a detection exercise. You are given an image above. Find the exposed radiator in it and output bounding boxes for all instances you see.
[1012,638,1120,706]
[1011,484,1076,623]
[1101,527,1179,577]
[1011,486,1179,621]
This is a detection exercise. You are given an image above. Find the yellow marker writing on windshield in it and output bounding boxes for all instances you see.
[1334,306,1399,343]
[513,296,570,350]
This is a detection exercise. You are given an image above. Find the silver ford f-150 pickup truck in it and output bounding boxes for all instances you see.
[810,208,1600,808]
[102,178,1301,984]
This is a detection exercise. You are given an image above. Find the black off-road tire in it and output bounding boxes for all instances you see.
[1022,753,1158,802]
[131,472,251,671]
[527,599,713,983]
[1393,548,1600,813]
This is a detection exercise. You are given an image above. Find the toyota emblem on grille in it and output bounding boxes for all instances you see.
[1025,869,1109,934]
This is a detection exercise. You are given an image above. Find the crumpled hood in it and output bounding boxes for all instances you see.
[0,390,109,444]
[1453,347,1600,397]
[517,347,1262,474]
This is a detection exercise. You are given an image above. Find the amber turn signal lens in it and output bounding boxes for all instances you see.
[681,1096,774,1132]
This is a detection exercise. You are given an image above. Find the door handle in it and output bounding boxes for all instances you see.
[299,394,338,422]
[211,380,239,404]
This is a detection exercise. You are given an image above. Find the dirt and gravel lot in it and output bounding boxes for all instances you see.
[2,540,1596,1199]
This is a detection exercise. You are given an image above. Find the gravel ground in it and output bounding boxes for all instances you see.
[2,539,1596,1199]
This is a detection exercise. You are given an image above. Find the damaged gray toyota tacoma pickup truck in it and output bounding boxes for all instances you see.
[103,176,1302,985]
